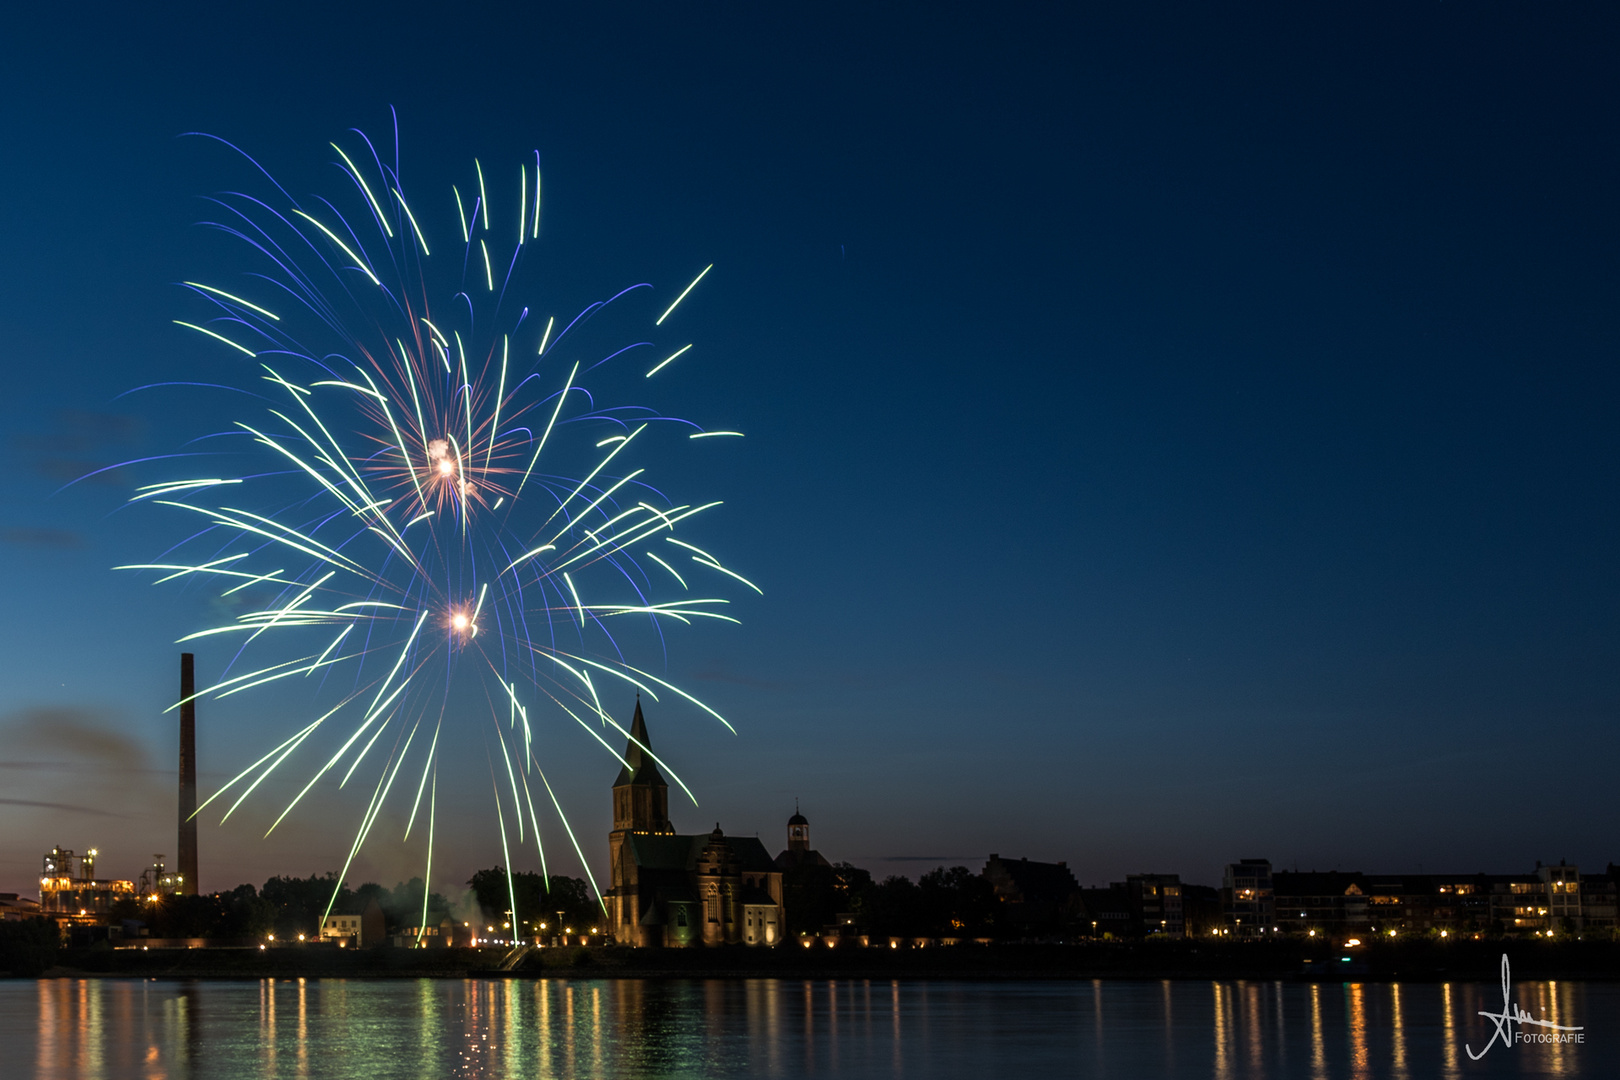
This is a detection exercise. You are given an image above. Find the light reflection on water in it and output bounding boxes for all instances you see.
[2,976,1613,1079]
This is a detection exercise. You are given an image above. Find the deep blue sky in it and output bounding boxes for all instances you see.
[1,3,1616,900]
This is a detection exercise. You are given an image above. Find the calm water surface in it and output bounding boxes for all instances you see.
[2,976,1615,1078]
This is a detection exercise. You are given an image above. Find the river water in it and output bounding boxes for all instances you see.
[2,976,1614,1078]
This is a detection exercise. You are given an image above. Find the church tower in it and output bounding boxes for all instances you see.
[787,802,810,853]
[607,697,674,942]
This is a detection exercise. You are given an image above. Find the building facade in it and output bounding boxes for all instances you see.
[1271,861,1617,937]
[1221,859,1276,936]
[983,855,1080,936]
[319,897,385,947]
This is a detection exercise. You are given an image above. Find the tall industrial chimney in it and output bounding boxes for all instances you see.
[178,652,199,896]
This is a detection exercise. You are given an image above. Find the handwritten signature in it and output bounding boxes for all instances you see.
[1466,953,1584,1060]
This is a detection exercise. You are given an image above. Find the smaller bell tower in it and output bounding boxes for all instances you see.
[787,801,810,854]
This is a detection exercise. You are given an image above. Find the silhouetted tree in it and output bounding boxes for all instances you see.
[918,866,997,936]
[857,875,927,937]
[0,918,59,976]
[261,872,347,939]
[467,868,598,937]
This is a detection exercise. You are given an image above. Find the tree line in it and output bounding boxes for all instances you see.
[784,863,1006,940]
[96,869,595,941]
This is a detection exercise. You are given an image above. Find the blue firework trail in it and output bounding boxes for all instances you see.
[115,122,756,938]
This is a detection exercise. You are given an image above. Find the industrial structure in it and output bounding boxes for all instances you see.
[177,652,199,896]
[37,847,135,931]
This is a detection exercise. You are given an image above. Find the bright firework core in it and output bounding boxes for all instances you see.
[450,610,474,636]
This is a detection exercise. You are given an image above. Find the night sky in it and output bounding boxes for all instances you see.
[2,3,1617,901]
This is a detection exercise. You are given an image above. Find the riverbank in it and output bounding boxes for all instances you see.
[32,938,1620,982]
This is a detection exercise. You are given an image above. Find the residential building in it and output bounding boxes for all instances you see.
[1221,860,1275,935]
[1273,871,1368,935]
[983,855,1080,936]
[319,897,385,947]
[1075,874,1185,938]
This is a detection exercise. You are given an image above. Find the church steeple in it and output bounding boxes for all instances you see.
[614,695,666,788]
[611,696,671,834]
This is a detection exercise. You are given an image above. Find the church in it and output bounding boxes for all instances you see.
[606,699,785,946]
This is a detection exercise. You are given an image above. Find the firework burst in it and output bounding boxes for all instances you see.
[116,121,756,938]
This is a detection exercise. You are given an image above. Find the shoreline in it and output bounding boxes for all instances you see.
[26,939,1620,983]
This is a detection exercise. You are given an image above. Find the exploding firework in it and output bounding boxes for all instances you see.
[115,121,756,936]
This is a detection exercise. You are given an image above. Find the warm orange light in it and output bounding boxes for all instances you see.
[438,460,454,477]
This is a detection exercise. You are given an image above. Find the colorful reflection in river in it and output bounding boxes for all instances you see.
[4,976,1611,1078]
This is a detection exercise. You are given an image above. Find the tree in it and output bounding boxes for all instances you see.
[0,918,59,977]
[856,876,927,938]
[260,872,347,938]
[918,866,997,936]
[467,868,599,937]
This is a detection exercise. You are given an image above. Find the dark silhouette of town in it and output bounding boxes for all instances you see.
[3,700,1616,977]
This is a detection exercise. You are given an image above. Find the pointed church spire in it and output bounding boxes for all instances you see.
[614,695,666,788]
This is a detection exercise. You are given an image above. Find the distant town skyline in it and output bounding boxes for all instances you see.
[2,4,1618,901]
